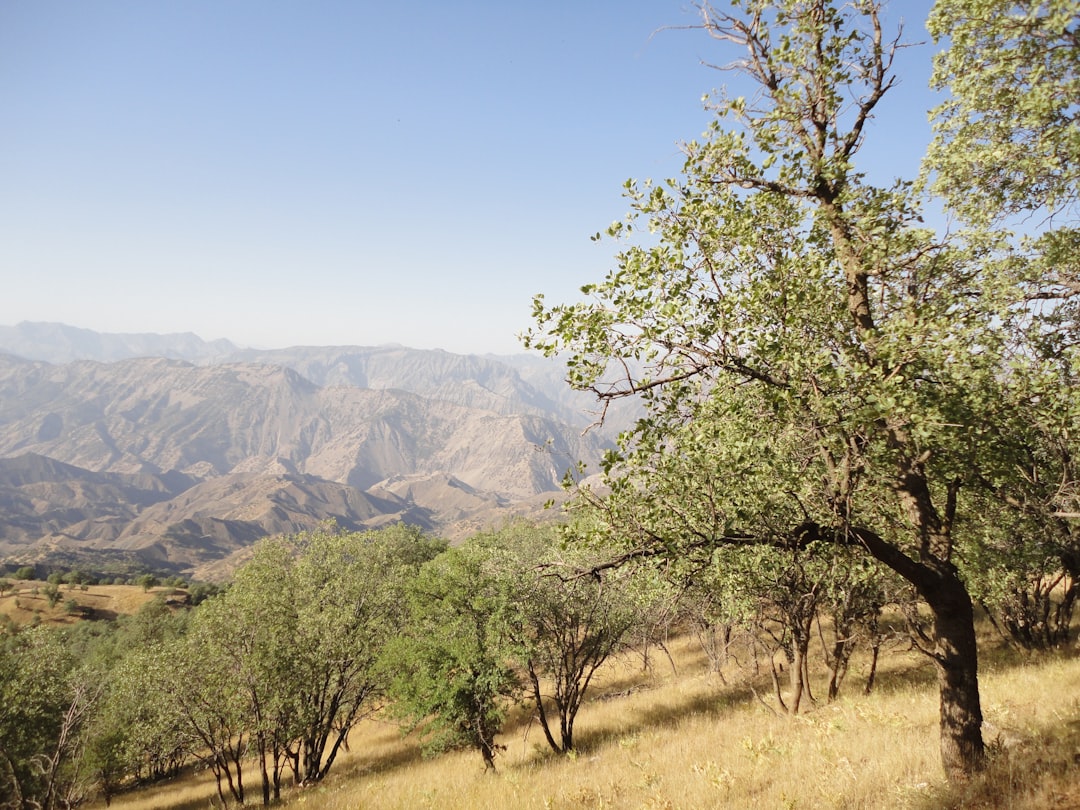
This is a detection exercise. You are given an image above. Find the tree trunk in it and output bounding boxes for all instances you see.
[479,737,497,772]
[257,732,271,807]
[846,525,986,779]
[923,570,985,780]
[528,665,561,754]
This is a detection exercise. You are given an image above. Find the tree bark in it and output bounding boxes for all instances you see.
[921,567,986,780]
[839,525,985,777]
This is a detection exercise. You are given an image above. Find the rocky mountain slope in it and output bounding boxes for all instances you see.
[0,328,618,578]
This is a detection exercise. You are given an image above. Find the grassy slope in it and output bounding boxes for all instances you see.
[92,627,1080,810]
[0,581,163,626]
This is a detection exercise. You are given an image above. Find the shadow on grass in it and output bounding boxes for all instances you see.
[541,680,759,759]
[327,726,424,783]
[869,658,938,695]
[866,636,1071,700]
[615,682,757,740]
[148,794,220,810]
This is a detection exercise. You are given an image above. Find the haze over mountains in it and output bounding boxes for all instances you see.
[0,322,626,580]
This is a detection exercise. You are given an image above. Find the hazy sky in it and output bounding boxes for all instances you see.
[1,1,937,355]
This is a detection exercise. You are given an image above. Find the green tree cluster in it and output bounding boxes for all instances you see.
[159,524,445,807]
[387,523,651,770]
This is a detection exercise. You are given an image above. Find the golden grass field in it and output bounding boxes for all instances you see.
[86,623,1080,810]
[0,580,162,626]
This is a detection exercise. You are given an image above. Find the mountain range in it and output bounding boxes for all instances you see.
[0,322,628,579]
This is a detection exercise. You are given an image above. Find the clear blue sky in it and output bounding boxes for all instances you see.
[0,0,937,355]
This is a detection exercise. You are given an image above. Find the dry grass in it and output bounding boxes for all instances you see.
[91,630,1080,810]
[0,581,162,626]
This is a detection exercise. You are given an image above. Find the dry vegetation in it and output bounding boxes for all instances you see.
[0,581,162,627]
[88,623,1080,810]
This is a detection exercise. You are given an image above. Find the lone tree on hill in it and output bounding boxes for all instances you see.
[527,0,1078,780]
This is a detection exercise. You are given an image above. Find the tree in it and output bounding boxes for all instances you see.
[283,524,444,787]
[14,567,35,581]
[498,524,643,754]
[169,624,250,809]
[162,524,444,805]
[192,544,294,807]
[42,583,61,609]
[525,0,1064,779]
[385,539,519,772]
[926,0,1079,223]
[61,571,83,589]
[925,0,1080,649]
[83,643,188,802]
[0,627,103,810]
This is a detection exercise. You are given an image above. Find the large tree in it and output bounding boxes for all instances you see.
[527,0,1074,779]
[925,0,1080,650]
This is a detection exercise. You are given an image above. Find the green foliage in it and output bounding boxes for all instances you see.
[0,626,101,809]
[62,570,83,587]
[84,642,188,792]
[14,566,35,581]
[926,0,1080,222]
[523,0,1078,779]
[385,536,519,771]
[162,523,446,803]
[43,583,61,608]
[284,523,446,783]
[497,523,645,753]
[119,595,191,648]
[186,581,221,605]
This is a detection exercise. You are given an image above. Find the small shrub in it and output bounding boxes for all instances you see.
[43,584,61,608]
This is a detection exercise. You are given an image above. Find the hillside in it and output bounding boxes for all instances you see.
[0,579,170,628]
[0,327,610,577]
[86,630,1080,810]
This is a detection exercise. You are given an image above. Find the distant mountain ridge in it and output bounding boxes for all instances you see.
[0,324,619,578]
[0,321,610,429]
[0,321,238,364]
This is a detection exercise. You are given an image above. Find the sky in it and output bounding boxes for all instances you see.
[1,0,939,355]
